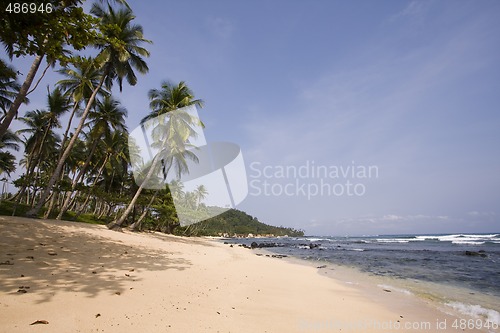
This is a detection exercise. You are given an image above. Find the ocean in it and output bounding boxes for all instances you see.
[225,233,500,326]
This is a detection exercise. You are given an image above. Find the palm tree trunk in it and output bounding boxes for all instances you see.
[60,102,79,152]
[68,192,79,211]
[15,140,40,205]
[98,203,111,219]
[26,74,106,218]
[43,189,58,219]
[30,120,53,185]
[45,102,80,218]
[0,54,44,139]
[129,190,158,231]
[93,200,100,215]
[73,154,109,220]
[109,142,166,229]
[56,137,100,219]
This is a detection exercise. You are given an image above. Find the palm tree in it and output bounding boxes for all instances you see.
[73,129,128,218]
[15,89,69,205]
[146,81,204,179]
[0,0,129,139]
[193,184,208,209]
[141,81,204,123]
[0,59,26,122]
[35,87,70,165]
[0,55,44,140]
[57,56,109,153]
[56,95,127,219]
[0,129,20,151]
[27,3,150,217]
[17,110,50,179]
[168,179,185,202]
[0,130,20,176]
[183,191,197,210]
[42,56,109,219]
[110,81,203,228]
[16,112,61,205]
[0,151,16,177]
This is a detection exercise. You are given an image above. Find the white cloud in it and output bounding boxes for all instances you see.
[467,211,496,217]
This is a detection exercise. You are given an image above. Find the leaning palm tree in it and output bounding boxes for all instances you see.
[73,129,128,219]
[57,56,109,153]
[0,54,43,140]
[56,95,127,219]
[27,3,150,217]
[43,56,109,218]
[110,81,203,228]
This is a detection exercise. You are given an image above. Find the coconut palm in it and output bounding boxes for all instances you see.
[0,59,26,121]
[15,89,69,205]
[141,81,204,123]
[57,56,109,152]
[0,130,20,176]
[0,55,44,139]
[42,57,109,218]
[17,110,50,178]
[193,184,208,209]
[145,81,204,179]
[27,3,150,217]
[56,96,127,219]
[36,87,70,163]
[0,0,106,139]
[73,129,128,218]
[0,151,16,177]
[110,81,203,228]
[167,179,185,202]
[16,115,61,205]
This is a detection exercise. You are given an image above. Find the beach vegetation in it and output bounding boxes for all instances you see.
[174,209,305,237]
[0,0,296,236]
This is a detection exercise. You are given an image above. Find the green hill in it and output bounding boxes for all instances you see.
[175,208,304,237]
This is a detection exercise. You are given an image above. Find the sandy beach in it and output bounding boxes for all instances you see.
[0,216,488,332]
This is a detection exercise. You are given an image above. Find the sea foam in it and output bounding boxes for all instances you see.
[446,302,500,325]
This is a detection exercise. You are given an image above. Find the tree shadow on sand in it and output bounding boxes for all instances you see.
[0,217,193,304]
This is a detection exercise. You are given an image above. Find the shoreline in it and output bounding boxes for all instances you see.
[277,251,500,329]
[224,236,500,327]
[238,243,499,330]
[0,216,496,332]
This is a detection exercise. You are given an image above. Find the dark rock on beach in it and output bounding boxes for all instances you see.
[465,250,487,257]
[271,254,287,259]
[245,242,284,249]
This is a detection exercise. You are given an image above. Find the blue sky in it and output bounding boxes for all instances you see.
[4,0,500,235]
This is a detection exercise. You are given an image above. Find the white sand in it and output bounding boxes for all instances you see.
[0,216,487,332]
